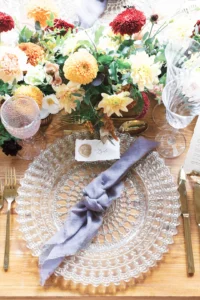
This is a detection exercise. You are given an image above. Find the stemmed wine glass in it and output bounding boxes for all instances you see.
[152,38,200,127]
[1,95,46,160]
[155,72,200,158]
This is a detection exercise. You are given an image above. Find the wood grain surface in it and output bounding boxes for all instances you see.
[0,101,200,299]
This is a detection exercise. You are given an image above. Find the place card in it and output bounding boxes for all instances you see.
[75,139,120,162]
[184,117,200,174]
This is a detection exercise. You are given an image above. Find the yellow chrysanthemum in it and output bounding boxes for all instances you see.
[14,85,43,108]
[63,50,98,85]
[26,0,59,27]
[98,92,133,117]
[54,81,85,114]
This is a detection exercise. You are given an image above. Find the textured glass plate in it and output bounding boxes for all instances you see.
[16,132,180,291]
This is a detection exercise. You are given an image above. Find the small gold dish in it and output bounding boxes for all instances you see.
[119,120,148,135]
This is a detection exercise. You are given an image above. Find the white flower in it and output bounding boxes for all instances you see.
[42,94,60,115]
[62,30,90,56]
[129,51,161,91]
[166,15,196,40]
[0,46,28,83]
[97,36,119,52]
[24,65,46,86]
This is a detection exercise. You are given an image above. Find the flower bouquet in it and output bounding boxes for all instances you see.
[0,0,197,155]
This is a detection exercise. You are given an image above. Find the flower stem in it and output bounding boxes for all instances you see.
[148,23,154,38]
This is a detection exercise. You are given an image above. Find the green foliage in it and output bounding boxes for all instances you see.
[46,13,55,27]
[109,61,118,81]
[130,87,144,115]
[97,55,113,64]
[0,120,17,147]
[94,25,105,44]
[18,26,34,43]
[0,80,12,96]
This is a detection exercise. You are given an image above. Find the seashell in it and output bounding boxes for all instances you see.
[78,144,92,158]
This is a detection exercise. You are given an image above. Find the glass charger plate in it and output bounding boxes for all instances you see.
[16,132,180,293]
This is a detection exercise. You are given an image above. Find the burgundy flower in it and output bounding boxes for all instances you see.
[2,139,22,156]
[0,12,14,33]
[136,92,150,119]
[110,8,146,36]
[150,14,159,23]
[45,18,74,35]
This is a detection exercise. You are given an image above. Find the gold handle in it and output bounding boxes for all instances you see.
[4,208,10,271]
[183,214,195,275]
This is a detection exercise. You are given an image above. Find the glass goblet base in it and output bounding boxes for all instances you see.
[155,126,186,158]
[17,131,46,160]
[152,103,168,127]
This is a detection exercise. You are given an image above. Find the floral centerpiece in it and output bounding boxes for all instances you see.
[0,1,198,155]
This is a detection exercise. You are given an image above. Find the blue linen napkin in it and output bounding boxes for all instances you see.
[39,136,158,285]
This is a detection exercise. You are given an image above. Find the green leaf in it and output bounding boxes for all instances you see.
[98,55,113,64]
[94,25,105,44]
[72,93,83,97]
[116,59,131,69]
[18,26,33,43]
[46,12,55,27]
[74,100,81,110]
[76,40,94,51]
[142,32,149,41]
[109,61,118,81]
[0,80,12,96]
[145,37,154,46]
[55,55,68,65]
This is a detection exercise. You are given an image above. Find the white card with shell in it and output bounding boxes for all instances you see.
[75,139,120,161]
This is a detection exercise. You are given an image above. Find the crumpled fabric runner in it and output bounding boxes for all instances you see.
[39,136,158,285]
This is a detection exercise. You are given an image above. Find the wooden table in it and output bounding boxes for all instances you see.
[0,101,199,300]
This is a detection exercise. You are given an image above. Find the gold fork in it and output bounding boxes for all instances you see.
[4,168,17,271]
[0,181,3,210]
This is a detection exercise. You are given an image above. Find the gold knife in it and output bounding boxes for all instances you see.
[178,167,195,275]
[193,179,200,242]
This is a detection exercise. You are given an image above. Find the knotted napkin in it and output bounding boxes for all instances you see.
[39,137,158,285]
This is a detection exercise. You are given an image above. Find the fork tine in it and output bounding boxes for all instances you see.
[5,169,8,188]
[13,168,16,187]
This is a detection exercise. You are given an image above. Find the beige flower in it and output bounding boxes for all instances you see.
[129,51,161,91]
[54,81,85,113]
[0,46,27,83]
[98,92,133,117]
[45,62,62,86]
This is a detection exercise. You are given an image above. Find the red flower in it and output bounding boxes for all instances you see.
[195,20,200,34]
[0,12,14,33]
[45,18,74,35]
[191,20,200,37]
[110,8,146,36]
[136,92,150,119]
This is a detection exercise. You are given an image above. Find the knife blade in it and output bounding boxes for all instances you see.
[178,166,195,275]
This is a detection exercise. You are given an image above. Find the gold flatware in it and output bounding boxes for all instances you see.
[119,120,148,135]
[3,168,17,271]
[191,177,200,242]
[178,166,195,275]
[0,181,3,210]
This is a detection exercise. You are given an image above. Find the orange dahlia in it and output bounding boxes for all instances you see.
[18,43,44,66]
[14,85,43,108]
[26,0,58,27]
[63,50,98,85]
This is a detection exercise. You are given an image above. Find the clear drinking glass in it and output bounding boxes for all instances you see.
[155,73,200,158]
[1,95,46,160]
[152,38,200,127]
[165,38,200,83]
